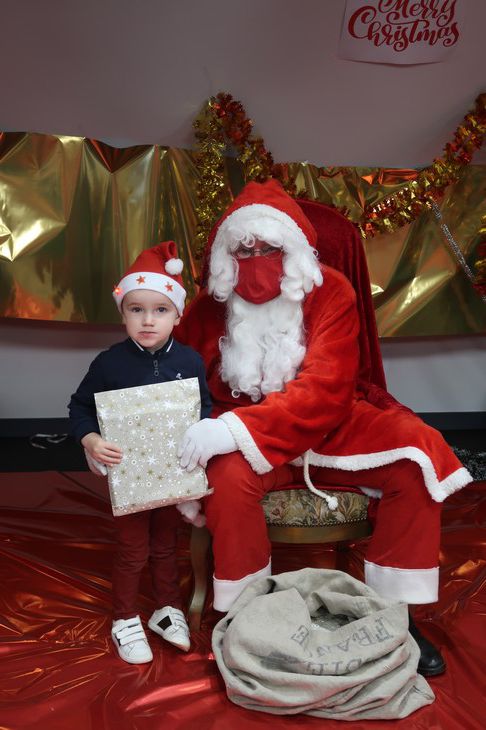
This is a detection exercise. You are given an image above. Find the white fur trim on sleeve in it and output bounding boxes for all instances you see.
[218,411,273,474]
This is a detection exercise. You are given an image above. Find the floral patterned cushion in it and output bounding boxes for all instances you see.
[262,489,369,527]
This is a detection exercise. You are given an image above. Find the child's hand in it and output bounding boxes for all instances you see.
[83,449,108,476]
[81,432,123,473]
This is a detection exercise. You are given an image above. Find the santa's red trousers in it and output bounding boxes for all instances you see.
[205,452,442,609]
[112,505,183,620]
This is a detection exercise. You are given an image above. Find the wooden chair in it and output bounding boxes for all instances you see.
[188,199,392,630]
[188,490,371,630]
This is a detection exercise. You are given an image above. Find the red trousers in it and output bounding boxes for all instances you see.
[205,452,442,609]
[112,505,182,620]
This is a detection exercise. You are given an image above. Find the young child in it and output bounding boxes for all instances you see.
[68,241,211,664]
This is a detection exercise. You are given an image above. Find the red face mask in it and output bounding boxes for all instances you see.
[234,252,284,304]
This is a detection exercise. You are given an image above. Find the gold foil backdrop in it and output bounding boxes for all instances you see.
[0,132,485,335]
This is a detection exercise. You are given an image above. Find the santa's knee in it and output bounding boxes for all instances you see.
[372,459,442,528]
[205,451,262,515]
[387,459,427,493]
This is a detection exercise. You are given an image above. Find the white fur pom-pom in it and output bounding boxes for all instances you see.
[326,495,339,511]
[166,258,184,275]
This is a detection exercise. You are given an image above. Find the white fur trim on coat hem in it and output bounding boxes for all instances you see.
[365,561,439,604]
[304,447,472,503]
[218,412,273,474]
[213,560,272,612]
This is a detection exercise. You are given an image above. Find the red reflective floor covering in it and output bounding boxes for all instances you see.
[0,471,485,730]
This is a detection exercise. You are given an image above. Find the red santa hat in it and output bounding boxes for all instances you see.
[113,241,186,314]
[211,179,316,252]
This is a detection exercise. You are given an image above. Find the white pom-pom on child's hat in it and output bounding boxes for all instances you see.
[113,240,186,314]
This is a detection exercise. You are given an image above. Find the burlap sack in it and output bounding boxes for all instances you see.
[212,568,434,721]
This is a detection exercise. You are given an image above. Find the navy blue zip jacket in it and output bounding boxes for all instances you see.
[68,337,212,443]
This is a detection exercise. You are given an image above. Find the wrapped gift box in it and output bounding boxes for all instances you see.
[95,378,210,516]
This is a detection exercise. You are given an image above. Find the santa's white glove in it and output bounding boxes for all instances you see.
[84,448,108,476]
[178,418,237,472]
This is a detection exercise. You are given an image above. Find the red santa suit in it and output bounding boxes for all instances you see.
[177,180,472,612]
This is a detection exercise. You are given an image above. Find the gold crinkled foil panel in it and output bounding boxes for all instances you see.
[0,132,485,336]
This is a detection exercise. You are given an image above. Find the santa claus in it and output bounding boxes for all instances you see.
[177,179,472,676]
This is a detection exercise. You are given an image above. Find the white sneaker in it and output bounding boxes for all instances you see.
[111,615,153,664]
[148,606,191,652]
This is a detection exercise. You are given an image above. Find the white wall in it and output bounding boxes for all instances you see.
[1,320,122,420]
[1,319,485,419]
[0,0,484,167]
[380,336,486,414]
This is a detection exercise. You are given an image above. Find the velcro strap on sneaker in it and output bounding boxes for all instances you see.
[159,612,189,640]
[169,610,187,629]
[115,622,146,646]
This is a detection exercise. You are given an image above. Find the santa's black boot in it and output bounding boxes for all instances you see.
[408,613,446,677]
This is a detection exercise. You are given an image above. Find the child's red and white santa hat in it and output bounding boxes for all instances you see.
[113,241,186,314]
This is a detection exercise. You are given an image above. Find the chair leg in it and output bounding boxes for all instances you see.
[188,525,212,631]
[335,541,351,573]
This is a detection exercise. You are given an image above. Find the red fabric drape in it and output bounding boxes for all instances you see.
[0,471,484,729]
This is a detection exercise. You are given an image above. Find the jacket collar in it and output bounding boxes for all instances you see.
[129,336,174,357]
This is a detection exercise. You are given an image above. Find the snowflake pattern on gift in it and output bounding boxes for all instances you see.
[94,378,210,516]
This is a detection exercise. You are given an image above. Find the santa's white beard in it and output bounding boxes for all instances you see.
[220,293,306,402]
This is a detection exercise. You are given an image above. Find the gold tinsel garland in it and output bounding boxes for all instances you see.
[192,92,486,294]
[192,93,295,256]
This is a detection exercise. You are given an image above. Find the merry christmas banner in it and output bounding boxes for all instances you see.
[339,0,463,65]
